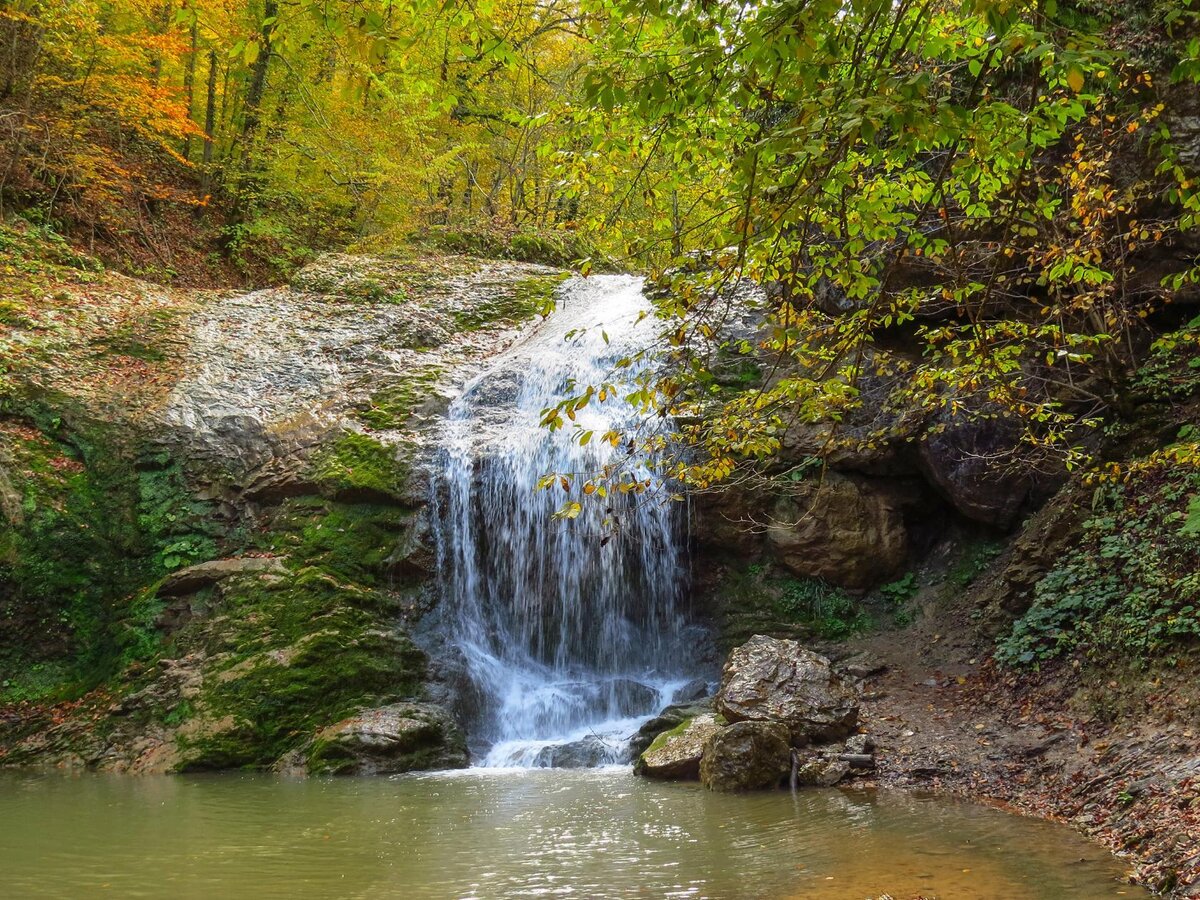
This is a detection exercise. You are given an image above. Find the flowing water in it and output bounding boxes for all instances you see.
[0,770,1144,899]
[433,275,706,766]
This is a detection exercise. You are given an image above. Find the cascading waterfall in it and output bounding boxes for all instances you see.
[433,275,703,767]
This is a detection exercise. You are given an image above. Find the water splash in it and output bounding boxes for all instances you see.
[432,275,700,767]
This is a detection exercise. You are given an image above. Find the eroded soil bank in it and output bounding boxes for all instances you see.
[837,613,1200,897]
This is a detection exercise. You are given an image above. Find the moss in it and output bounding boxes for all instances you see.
[0,393,232,703]
[644,716,696,755]
[310,432,408,503]
[356,367,444,431]
[450,273,567,330]
[175,571,426,769]
[256,497,411,587]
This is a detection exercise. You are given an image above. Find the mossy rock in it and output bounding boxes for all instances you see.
[174,571,426,770]
[306,702,468,775]
[309,432,409,504]
[450,273,568,331]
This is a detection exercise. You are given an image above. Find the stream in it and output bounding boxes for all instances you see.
[0,770,1145,899]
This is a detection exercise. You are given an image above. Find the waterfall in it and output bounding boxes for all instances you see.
[432,275,702,767]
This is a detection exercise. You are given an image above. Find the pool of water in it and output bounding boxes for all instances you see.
[0,769,1143,899]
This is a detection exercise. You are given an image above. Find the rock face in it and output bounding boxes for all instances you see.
[307,703,468,775]
[157,556,288,596]
[699,720,791,792]
[530,736,624,768]
[765,473,907,590]
[917,410,1062,529]
[0,252,568,774]
[716,635,858,743]
[635,714,723,780]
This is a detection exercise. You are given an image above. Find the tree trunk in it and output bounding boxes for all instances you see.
[182,20,198,160]
[238,0,278,148]
[230,0,278,223]
[200,49,217,195]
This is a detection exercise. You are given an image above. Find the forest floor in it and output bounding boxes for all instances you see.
[840,607,1200,897]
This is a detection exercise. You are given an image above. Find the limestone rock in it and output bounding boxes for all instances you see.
[158,556,288,597]
[917,410,1062,529]
[307,702,468,775]
[765,472,907,590]
[793,753,852,787]
[630,699,714,758]
[530,735,625,768]
[672,678,711,704]
[635,714,723,780]
[700,720,791,792]
[716,635,858,743]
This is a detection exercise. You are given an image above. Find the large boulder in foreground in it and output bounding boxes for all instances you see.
[307,702,467,775]
[716,636,858,743]
[765,473,907,590]
[699,720,791,792]
[634,714,723,780]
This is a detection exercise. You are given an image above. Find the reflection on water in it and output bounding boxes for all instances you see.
[0,769,1142,899]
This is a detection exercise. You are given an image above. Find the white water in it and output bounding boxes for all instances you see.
[432,275,702,767]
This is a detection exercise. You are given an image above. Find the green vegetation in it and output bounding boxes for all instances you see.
[175,571,425,769]
[357,369,445,431]
[998,464,1200,665]
[311,433,408,504]
[450,275,567,331]
[713,564,871,646]
[947,540,1005,590]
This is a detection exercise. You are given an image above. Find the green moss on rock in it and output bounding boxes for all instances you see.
[173,570,426,770]
[310,432,408,504]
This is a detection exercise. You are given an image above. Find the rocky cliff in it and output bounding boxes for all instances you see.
[0,249,564,773]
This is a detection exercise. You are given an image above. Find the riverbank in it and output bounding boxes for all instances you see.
[840,612,1200,896]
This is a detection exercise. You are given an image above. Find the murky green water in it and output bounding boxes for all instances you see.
[0,769,1143,899]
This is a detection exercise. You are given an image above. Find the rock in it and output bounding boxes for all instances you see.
[635,714,723,780]
[844,733,875,755]
[716,635,859,743]
[917,409,1062,529]
[793,753,852,787]
[765,472,907,590]
[607,678,661,716]
[837,753,875,769]
[630,699,714,757]
[700,720,791,792]
[834,651,888,681]
[530,735,626,768]
[307,702,468,775]
[158,556,288,597]
[672,679,711,704]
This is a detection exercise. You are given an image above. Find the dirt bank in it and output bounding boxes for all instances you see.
[840,616,1200,897]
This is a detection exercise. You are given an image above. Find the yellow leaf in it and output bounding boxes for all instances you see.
[1066,67,1084,93]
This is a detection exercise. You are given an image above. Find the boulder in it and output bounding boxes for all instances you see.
[630,699,714,757]
[307,702,468,775]
[530,735,625,768]
[672,678,711,704]
[635,714,723,780]
[765,472,907,590]
[700,720,791,792]
[716,635,858,743]
[917,410,1063,529]
[793,753,851,787]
